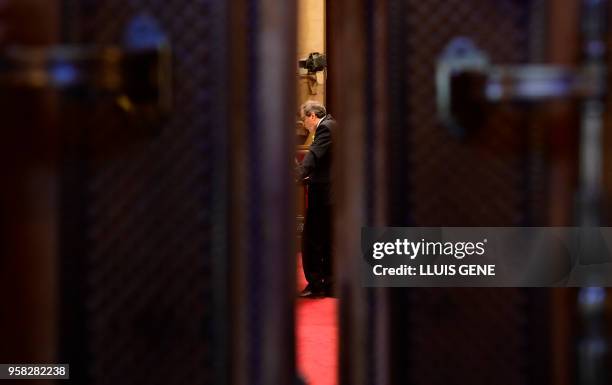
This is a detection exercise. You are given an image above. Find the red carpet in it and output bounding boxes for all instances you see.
[296,254,337,385]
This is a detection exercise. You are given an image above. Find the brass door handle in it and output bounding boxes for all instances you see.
[0,43,171,113]
[436,37,604,136]
[0,15,172,116]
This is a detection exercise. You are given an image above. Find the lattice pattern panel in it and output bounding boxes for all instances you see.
[406,0,545,226]
[405,288,530,385]
[393,2,549,385]
[78,1,217,384]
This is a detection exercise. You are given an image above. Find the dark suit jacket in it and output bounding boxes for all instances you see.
[297,114,336,184]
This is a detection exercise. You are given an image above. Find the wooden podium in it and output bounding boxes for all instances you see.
[296,128,314,245]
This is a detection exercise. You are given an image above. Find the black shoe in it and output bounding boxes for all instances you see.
[298,284,312,298]
[298,286,310,297]
[298,284,325,298]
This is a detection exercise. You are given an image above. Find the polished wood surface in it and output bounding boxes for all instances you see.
[296,147,309,242]
[296,126,314,242]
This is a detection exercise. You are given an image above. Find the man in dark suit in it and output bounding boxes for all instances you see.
[296,101,336,298]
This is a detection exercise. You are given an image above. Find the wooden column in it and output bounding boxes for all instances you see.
[0,1,61,384]
[547,1,581,385]
[227,1,297,384]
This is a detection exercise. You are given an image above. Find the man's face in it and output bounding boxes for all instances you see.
[301,112,317,134]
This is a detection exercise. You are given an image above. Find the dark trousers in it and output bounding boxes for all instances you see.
[302,183,333,289]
